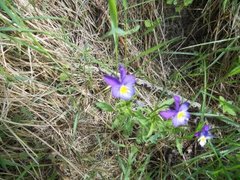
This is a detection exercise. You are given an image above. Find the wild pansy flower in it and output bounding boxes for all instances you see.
[159,96,190,127]
[195,125,213,147]
[104,65,136,100]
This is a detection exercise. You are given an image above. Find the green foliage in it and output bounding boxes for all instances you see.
[166,0,193,12]
[106,0,140,65]
[12,107,34,122]
[98,97,189,146]
[176,138,183,156]
[0,65,15,82]
[59,72,70,82]
[219,96,237,116]
[96,101,114,112]
[109,0,118,29]
[228,57,240,77]
[222,0,230,11]
[0,156,20,170]
[104,3,140,39]
[73,112,80,135]
[117,146,138,180]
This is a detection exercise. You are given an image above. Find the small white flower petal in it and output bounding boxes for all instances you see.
[198,136,207,147]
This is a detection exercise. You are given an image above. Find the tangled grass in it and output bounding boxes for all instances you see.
[0,0,239,179]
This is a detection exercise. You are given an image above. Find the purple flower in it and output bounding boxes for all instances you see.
[159,96,190,127]
[104,65,136,100]
[195,125,213,147]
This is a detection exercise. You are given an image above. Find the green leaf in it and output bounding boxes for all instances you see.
[223,0,229,11]
[112,118,120,129]
[59,72,70,81]
[195,121,205,132]
[123,118,134,137]
[144,20,153,28]
[159,98,174,110]
[184,0,193,6]
[111,140,126,148]
[108,0,118,28]
[223,105,236,116]
[96,102,114,112]
[228,65,240,77]
[173,0,178,5]
[137,37,179,59]
[0,1,24,27]
[219,96,237,116]
[0,65,15,82]
[191,112,240,128]
[176,138,183,156]
[103,25,140,39]
[136,117,148,126]
[20,107,34,120]
[148,134,160,144]
[73,112,80,135]
[167,0,174,5]
[0,156,20,169]
[122,0,128,10]
[117,25,140,36]
[147,122,155,138]
[129,146,138,161]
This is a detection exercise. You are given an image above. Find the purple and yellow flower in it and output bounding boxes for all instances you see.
[159,96,190,127]
[104,65,136,100]
[195,125,213,147]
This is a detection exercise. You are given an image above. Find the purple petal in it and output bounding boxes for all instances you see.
[201,125,211,137]
[172,116,179,127]
[179,102,190,111]
[172,111,189,127]
[206,133,213,139]
[122,74,136,85]
[195,132,201,137]
[185,111,191,119]
[172,115,187,127]
[159,110,177,119]
[172,116,185,127]
[104,75,120,87]
[174,96,181,110]
[111,85,121,98]
[202,125,210,132]
[119,85,135,100]
[119,65,127,81]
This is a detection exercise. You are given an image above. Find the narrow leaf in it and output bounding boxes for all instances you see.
[96,102,114,112]
[108,0,118,28]
[176,138,183,156]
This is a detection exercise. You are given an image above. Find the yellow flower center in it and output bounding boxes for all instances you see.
[199,136,206,143]
[120,85,129,94]
[198,136,207,147]
[177,111,185,119]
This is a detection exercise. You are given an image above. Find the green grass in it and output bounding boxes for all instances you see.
[0,0,239,179]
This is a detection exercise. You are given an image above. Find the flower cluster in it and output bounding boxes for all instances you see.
[104,65,136,100]
[195,125,213,147]
[159,95,213,147]
[103,65,213,147]
[159,96,190,127]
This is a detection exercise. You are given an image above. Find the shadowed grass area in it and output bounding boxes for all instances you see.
[0,0,239,179]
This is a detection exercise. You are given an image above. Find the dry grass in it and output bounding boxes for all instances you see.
[0,0,120,178]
